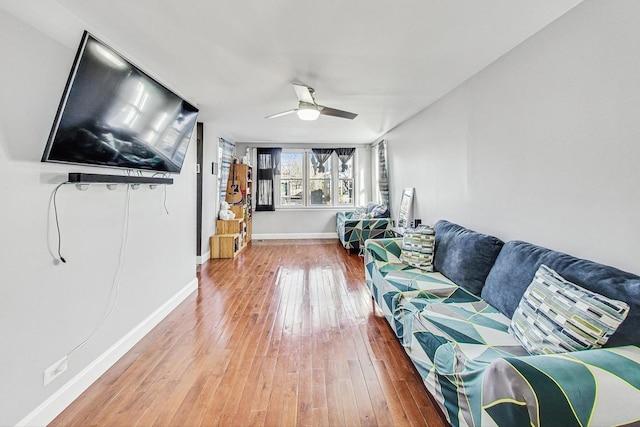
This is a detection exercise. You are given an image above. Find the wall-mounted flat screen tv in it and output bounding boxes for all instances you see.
[42,31,199,173]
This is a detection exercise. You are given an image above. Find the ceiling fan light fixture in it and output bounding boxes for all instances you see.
[266,85,356,121]
[296,104,320,121]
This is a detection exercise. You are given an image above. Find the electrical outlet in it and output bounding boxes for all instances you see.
[43,356,68,386]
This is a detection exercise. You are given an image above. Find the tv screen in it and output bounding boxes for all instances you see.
[42,31,199,173]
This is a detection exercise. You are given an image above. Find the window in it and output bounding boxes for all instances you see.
[280,151,304,207]
[337,154,354,205]
[276,149,355,208]
[309,150,332,206]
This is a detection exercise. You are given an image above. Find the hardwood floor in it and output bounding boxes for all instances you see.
[51,239,446,427]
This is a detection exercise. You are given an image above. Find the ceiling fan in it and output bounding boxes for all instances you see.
[266,84,358,121]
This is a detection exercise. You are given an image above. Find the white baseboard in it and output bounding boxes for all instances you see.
[253,232,338,240]
[196,251,210,265]
[17,277,199,427]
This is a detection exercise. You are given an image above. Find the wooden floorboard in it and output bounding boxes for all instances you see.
[50,239,447,427]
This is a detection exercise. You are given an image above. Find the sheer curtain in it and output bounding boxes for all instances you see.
[273,148,282,175]
[218,137,235,203]
[335,147,355,172]
[377,140,389,205]
[311,148,333,173]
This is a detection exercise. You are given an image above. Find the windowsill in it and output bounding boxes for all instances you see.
[272,206,355,211]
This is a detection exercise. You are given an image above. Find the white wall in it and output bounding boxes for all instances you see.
[0,10,198,425]
[236,143,372,237]
[385,0,640,274]
[199,125,221,260]
[252,209,341,237]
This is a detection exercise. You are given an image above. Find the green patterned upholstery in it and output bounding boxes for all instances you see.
[406,301,529,425]
[365,237,403,262]
[482,345,640,426]
[404,297,640,427]
[337,211,393,253]
[364,232,640,427]
[365,239,462,337]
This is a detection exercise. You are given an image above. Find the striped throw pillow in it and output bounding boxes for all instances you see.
[400,226,435,271]
[510,264,629,355]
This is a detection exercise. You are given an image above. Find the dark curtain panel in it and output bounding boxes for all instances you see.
[335,147,355,172]
[255,147,281,211]
[311,148,334,173]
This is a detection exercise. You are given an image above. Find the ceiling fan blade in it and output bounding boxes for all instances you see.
[293,84,315,104]
[266,109,297,119]
[318,106,358,120]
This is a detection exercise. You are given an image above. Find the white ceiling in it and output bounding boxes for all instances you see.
[3,0,583,144]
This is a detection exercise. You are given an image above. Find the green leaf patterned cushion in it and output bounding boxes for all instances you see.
[400,226,435,271]
[510,264,630,355]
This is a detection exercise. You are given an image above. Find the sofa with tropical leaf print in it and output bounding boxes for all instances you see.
[364,220,640,427]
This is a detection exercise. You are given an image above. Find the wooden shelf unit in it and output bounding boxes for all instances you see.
[210,234,240,259]
[228,163,253,243]
[210,163,253,260]
[210,218,246,259]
